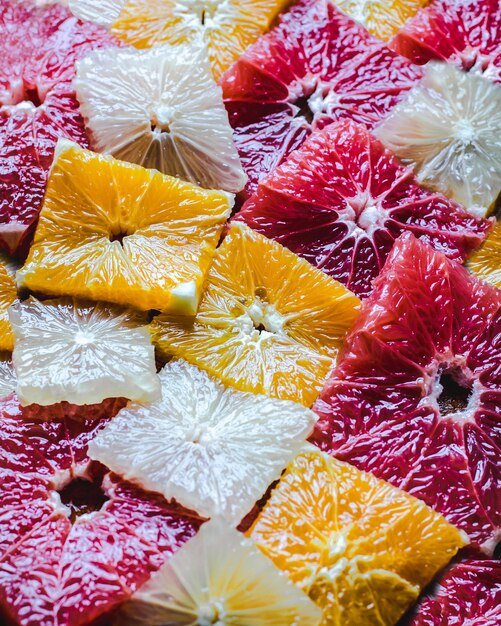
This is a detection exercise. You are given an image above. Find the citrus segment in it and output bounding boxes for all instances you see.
[70,0,125,26]
[116,517,322,626]
[374,63,501,217]
[17,141,233,313]
[0,358,15,401]
[468,219,501,289]
[249,449,466,626]
[75,43,247,193]
[0,255,16,351]
[152,223,361,406]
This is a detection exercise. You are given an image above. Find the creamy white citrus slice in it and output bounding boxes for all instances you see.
[0,358,16,400]
[69,0,125,26]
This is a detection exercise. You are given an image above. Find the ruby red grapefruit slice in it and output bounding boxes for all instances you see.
[310,233,501,552]
[236,119,490,298]
[220,0,423,196]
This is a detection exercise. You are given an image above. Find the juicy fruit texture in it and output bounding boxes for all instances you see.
[311,233,501,552]
[151,223,361,406]
[9,297,160,406]
[391,0,501,84]
[0,254,16,351]
[250,449,467,626]
[75,43,247,193]
[89,359,318,524]
[70,0,125,26]
[468,219,501,289]
[17,141,233,314]
[375,63,501,218]
[0,395,202,626]
[116,517,322,626]
[220,0,423,195]
[109,0,290,80]
[236,119,490,298]
[0,358,15,400]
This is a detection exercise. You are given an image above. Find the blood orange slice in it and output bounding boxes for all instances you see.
[220,0,423,196]
[310,232,501,553]
[236,119,490,298]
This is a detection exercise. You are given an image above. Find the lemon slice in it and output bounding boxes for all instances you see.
[468,219,501,288]
[0,254,17,352]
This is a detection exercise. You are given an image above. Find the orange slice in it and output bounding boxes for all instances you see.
[17,140,233,314]
[468,219,501,288]
[250,449,468,626]
[0,255,16,352]
[151,223,360,406]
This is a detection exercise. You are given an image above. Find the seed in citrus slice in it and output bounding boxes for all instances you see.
[115,516,322,626]
[75,43,247,193]
[391,0,501,84]
[16,141,232,314]
[0,357,15,401]
[249,449,467,626]
[69,0,125,26]
[9,297,160,406]
[236,119,490,298]
[467,219,501,289]
[152,223,360,406]
[0,255,16,351]
[374,63,501,218]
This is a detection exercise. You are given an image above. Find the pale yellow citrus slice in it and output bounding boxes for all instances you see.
[467,219,501,288]
[0,254,16,352]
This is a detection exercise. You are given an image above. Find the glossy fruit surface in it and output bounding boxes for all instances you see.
[0,254,16,351]
[69,0,125,26]
[468,219,501,289]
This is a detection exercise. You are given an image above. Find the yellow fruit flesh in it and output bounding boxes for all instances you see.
[467,219,501,288]
[0,257,16,351]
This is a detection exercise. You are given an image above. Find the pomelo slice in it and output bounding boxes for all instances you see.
[249,449,467,626]
[220,0,423,196]
[374,63,501,218]
[391,0,501,84]
[468,219,501,289]
[151,223,361,407]
[69,0,125,26]
[236,119,490,298]
[310,232,501,552]
[75,43,247,193]
[115,517,322,626]
[17,141,233,314]
[0,254,16,351]
[9,297,160,406]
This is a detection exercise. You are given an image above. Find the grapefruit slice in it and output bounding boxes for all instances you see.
[69,0,125,26]
[0,254,16,351]
[236,119,490,298]
[17,141,233,314]
[220,0,423,196]
[468,219,501,289]
[249,449,467,626]
[391,0,501,84]
[151,223,361,407]
[9,297,160,406]
[374,63,501,218]
[116,517,322,626]
[75,43,247,193]
[89,359,317,524]
[310,232,501,552]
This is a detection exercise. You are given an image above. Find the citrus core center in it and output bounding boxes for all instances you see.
[437,369,473,415]
[58,478,108,524]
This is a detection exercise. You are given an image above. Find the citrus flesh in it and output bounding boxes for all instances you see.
[0,254,16,351]
[151,223,361,406]
[249,449,467,626]
[17,141,233,314]
[69,0,125,26]
[0,357,15,400]
[468,219,501,289]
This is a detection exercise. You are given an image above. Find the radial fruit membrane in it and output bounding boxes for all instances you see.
[151,223,361,407]
[249,449,467,626]
[0,254,16,351]
[468,219,501,289]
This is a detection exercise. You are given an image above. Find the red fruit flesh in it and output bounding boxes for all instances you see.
[310,233,501,552]
[220,0,423,196]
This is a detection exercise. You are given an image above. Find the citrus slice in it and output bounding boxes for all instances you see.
[151,223,361,406]
[391,0,501,84]
[236,119,490,298]
[0,254,16,351]
[89,359,318,524]
[249,449,467,626]
[374,63,501,218]
[311,232,501,552]
[8,297,160,406]
[0,357,15,400]
[75,43,247,193]
[220,0,423,196]
[116,517,322,626]
[467,219,501,288]
[16,141,233,314]
[69,0,125,26]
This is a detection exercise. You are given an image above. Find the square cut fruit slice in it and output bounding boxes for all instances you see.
[151,223,361,407]
[115,517,322,626]
[9,297,160,406]
[249,449,467,626]
[220,0,423,196]
[236,119,490,298]
[16,140,233,314]
[89,359,318,525]
[0,254,17,351]
[468,219,501,289]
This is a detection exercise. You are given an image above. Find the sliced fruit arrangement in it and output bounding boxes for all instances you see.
[0,394,202,626]
[375,62,501,218]
[17,141,233,314]
[75,43,247,193]
[0,357,15,400]
[0,254,16,350]
[236,119,490,298]
[9,297,160,406]
[311,233,501,552]
[220,0,423,195]
[152,223,361,406]
[391,0,501,84]
[468,219,501,289]
[249,449,467,626]
[89,359,317,524]
[69,0,125,26]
